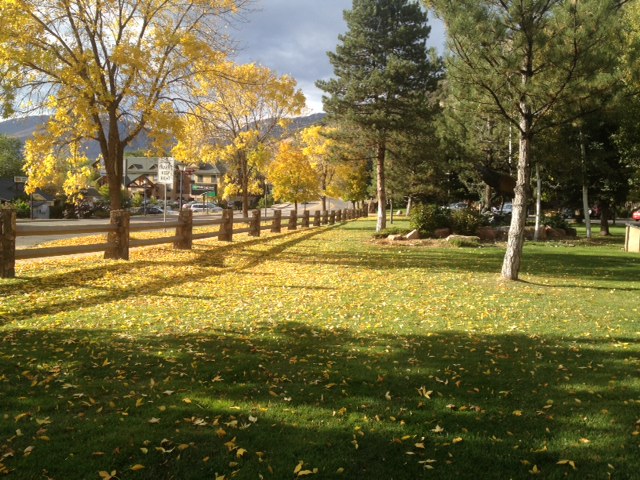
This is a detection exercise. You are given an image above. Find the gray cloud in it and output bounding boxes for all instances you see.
[231,0,446,113]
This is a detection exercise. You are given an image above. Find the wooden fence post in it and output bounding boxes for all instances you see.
[336,210,342,223]
[322,210,329,225]
[271,209,282,233]
[218,208,233,242]
[313,211,321,227]
[0,207,16,278]
[104,210,130,260]
[301,210,310,228]
[329,210,336,225]
[288,210,298,230]
[174,208,193,250]
[249,209,261,237]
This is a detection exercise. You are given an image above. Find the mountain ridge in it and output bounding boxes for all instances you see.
[0,112,327,159]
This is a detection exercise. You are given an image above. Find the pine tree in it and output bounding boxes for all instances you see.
[429,0,625,280]
[317,0,442,232]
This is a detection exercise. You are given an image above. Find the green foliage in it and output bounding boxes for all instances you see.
[410,203,450,236]
[257,194,274,209]
[449,208,485,235]
[543,212,570,230]
[0,133,23,178]
[11,199,30,218]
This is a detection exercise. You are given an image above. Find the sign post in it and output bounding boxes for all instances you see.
[157,158,175,223]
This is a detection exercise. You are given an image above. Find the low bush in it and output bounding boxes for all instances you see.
[544,212,570,231]
[410,204,450,237]
[450,208,486,235]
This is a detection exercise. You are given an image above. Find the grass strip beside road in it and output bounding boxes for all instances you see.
[1,219,639,479]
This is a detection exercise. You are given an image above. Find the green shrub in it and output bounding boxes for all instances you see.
[544,212,570,231]
[12,199,31,218]
[450,208,485,235]
[410,204,450,237]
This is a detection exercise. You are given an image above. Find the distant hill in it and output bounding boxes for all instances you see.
[0,112,327,158]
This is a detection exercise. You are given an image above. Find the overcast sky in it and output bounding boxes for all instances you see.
[230,1,446,114]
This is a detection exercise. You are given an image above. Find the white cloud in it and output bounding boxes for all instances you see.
[232,0,446,114]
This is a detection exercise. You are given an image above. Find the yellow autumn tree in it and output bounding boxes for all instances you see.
[300,125,339,212]
[269,142,319,211]
[0,0,244,221]
[174,62,306,216]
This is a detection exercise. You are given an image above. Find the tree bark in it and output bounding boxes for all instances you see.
[376,139,387,232]
[501,112,532,281]
[533,162,542,241]
[579,130,592,239]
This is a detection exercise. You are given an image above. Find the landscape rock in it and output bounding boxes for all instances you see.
[404,229,420,240]
[387,234,405,241]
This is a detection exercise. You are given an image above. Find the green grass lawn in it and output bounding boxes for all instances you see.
[1,219,639,479]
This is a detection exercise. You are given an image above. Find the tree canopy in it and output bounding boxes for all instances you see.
[173,62,305,216]
[0,0,247,217]
[429,0,626,280]
[318,0,443,232]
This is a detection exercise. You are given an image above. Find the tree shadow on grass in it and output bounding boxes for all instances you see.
[1,323,638,479]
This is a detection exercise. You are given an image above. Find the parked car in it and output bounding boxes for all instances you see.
[632,209,640,221]
[145,206,164,214]
[492,202,512,214]
[188,203,222,213]
[447,202,469,210]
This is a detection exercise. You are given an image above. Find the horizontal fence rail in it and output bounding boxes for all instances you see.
[0,207,366,278]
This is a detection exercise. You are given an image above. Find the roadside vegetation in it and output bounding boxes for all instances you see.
[1,219,639,479]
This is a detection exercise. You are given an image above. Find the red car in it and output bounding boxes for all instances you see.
[633,209,640,222]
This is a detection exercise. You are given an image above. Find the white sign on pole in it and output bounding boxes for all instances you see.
[157,158,175,185]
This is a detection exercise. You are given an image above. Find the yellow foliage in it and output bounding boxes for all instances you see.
[269,143,319,205]
[0,0,242,207]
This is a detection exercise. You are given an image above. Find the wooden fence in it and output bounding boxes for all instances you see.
[0,207,365,278]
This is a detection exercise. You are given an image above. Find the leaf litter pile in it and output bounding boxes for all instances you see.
[1,219,639,479]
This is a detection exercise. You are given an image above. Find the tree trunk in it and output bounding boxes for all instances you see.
[599,202,610,236]
[533,162,542,241]
[376,140,387,232]
[501,112,532,281]
[240,153,250,218]
[406,196,412,217]
[321,196,327,212]
[579,130,592,239]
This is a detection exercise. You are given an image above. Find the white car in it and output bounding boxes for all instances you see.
[188,203,222,212]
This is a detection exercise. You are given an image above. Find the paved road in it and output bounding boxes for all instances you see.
[14,201,354,248]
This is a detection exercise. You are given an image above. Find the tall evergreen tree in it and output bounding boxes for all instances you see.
[317,0,442,232]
